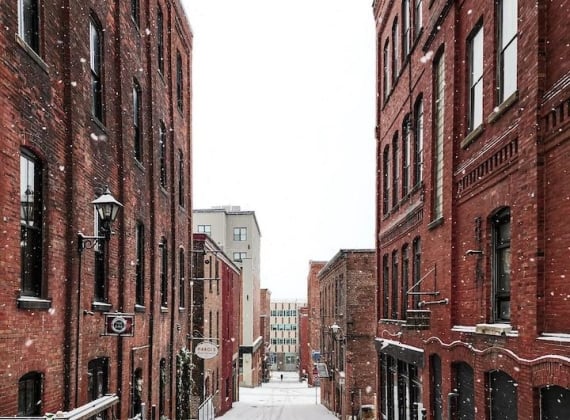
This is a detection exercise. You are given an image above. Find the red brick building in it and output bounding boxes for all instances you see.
[260,288,272,382]
[374,0,570,418]
[0,1,193,419]
[191,234,242,417]
[319,250,376,419]
[298,306,311,380]
[306,260,327,386]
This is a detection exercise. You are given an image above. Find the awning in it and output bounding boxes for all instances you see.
[375,338,425,367]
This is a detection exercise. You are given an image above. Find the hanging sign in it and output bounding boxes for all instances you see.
[104,313,134,336]
[195,341,218,359]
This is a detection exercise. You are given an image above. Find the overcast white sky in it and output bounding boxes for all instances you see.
[181,0,377,300]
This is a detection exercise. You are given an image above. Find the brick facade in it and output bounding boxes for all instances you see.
[374,0,570,418]
[306,260,327,386]
[0,1,193,418]
[319,250,377,419]
[191,234,241,417]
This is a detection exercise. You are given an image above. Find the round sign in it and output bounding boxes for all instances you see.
[195,341,218,359]
[110,316,128,334]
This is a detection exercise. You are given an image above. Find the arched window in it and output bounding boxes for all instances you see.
[392,132,399,207]
[383,39,391,100]
[18,372,42,415]
[452,362,475,420]
[392,18,400,84]
[132,367,143,418]
[413,97,424,185]
[179,247,185,309]
[401,244,409,319]
[412,237,421,308]
[383,145,391,214]
[391,250,399,319]
[540,385,570,419]
[159,359,166,417]
[133,79,142,161]
[159,121,167,188]
[433,52,445,221]
[160,237,168,308]
[90,16,104,122]
[402,115,411,196]
[488,370,517,419]
[492,208,511,322]
[402,0,411,58]
[20,149,43,298]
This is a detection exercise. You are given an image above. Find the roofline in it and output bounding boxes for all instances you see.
[193,207,262,237]
[319,249,376,278]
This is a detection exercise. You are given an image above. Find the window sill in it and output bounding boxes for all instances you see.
[134,304,145,313]
[538,333,570,343]
[17,296,52,310]
[15,34,49,74]
[452,324,519,337]
[461,125,484,149]
[487,91,518,124]
[92,302,112,312]
[178,307,186,313]
[474,323,513,336]
[428,216,444,230]
[161,306,168,313]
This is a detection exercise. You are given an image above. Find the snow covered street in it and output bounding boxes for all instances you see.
[218,371,338,419]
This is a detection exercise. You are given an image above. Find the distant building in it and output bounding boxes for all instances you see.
[269,300,307,371]
[319,250,376,420]
[260,288,272,382]
[306,260,327,386]
[373,0,570,418]
[193,206,263,387]
[191,234,242,417]
[298,306,311,381]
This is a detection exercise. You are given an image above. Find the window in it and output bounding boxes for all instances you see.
[412,237,421,309]
[18,372,42,416]
[452,362,475,420]
[413,97,424,185]
[392,18,399,84]
[132,368,143,418]
[392,133,399,207]
[391,250,399,319]
[430,355,443,420]
[383,39,390,100]
[19,0,40,54]
[179,247,185,309]
[178,150,185,207]
[382,254,389,318]
[402,0,411,59]
[233,252,247,262]
[433,53,445,221]
[468,24,484,131]
[131,0,140,28]
[20,150,43,297]
[197,224,211,234]
[401,244,409,319]
[176,52,183,112]
[402,116,411,196]
[90,18,104,122]
[159,359,166,417]
[88,358,109,419]
[380,355,421,419]
[541,386,570,420]
[383,145,390,214]
[488,370,517,420]
[159,121,167,188]
[136,222,145,306]
[160,238,168,308]
[233,227,247,241]
[133,80,142,161]
[94,210,107,302]
[492,208,511,322]
[157,6,164,74]
[413,0,423,39]
[497,0,517,103]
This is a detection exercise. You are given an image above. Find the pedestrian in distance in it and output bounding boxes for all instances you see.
[280,373,283,382]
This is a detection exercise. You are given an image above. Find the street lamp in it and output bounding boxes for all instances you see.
[78,186,123,250]
[329,323,346,419]
[74,187,122,407]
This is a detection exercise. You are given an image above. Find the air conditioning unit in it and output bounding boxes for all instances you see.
[404,310,431,330]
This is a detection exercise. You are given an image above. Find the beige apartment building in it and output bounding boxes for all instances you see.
[193,206,263,387]
[269,300,306,372]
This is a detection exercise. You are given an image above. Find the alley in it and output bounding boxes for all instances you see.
[218,371,336,420]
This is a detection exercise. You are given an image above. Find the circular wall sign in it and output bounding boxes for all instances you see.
[110,316,128,334]
[195,341,218,359]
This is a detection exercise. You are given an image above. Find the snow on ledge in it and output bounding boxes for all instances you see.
[538,333,570,343]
